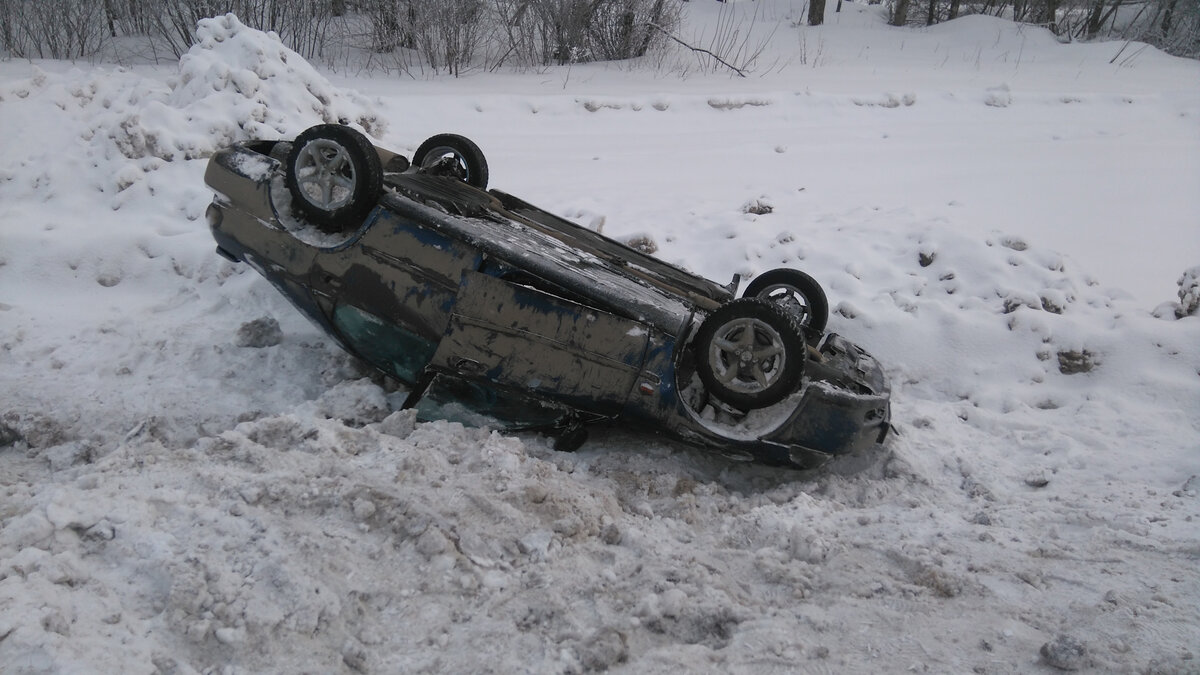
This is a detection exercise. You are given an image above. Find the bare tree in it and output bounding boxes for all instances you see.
[360,0,417,52]
[3,0,109,58]
[420,0,487,75]
[3,0,1196,65]
[589,0,681,60]
[1083,0,1122,37]
[1,0,689,67]
[1,0,23,56]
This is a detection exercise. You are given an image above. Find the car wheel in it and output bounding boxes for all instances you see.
[694,298,807,410]
[742,268,829,333]
[413,134,489,189]
[285,124,383,232]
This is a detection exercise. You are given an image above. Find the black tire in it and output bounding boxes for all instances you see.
[413,133,489,189]
[693,298,807,410]
[285,124,383,232]
[742,268,829,333]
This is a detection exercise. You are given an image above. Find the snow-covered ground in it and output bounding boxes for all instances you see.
[2,1,1199,672]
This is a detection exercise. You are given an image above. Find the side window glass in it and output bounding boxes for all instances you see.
[331,304,436,385]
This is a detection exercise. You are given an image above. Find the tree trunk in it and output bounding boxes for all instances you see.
[1037,0,1060,26]
[891,0,911,25]
[927,0,938,24]
[809,0,827,26]
[1086,0,1123,36]
[949,0,962,19]
[1013,0,1028,21]
[1084,0,1103,35]
[635,0,668,56]
[104,0,118,37]
[1160,0,1179,34]
[1,4,15,55]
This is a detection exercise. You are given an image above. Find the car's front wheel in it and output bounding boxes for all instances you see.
[693,298,807,410]
[413,133,489,189]
[742,268,829,334]
[285,124,383,232]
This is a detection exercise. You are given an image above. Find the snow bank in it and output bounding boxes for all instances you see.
[138,13,384,160]
[4,363,1198,672]
[3,14,381,172]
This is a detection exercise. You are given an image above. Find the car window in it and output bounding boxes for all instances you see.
[331,303,436,385]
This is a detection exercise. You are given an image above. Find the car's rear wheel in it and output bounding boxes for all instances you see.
[694,298,806,410]
[285,124,383,232]
[414,134,489,189]
[742,268,829,334]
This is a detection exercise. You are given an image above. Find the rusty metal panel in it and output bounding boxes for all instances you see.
[432,271,649,415]
[310,210,483,341]
[380,193,694,336]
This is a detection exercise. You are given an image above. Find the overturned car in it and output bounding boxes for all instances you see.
[204,124,890,468]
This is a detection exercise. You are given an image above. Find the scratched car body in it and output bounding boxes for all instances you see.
[204,124,890,468]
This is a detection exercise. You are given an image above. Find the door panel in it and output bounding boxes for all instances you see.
[311,210,482,342]
[432,272,649,415]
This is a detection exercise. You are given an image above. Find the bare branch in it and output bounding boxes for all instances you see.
[643,21,746,78]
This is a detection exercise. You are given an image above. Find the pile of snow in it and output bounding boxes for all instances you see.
[6,13,381,176]
[130,13,384,161]
[2,3,1199,672]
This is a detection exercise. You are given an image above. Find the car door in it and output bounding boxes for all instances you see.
[430,271,650,417]
[311,210,483,385]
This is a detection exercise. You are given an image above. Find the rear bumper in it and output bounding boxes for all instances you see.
[771,381,891,459]
[667,332,892,469]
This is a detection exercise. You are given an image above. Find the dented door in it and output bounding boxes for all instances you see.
[432,271,650,416]
[311,209,483,344]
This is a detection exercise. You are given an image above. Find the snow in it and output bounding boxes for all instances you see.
[2,2,1199,673]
